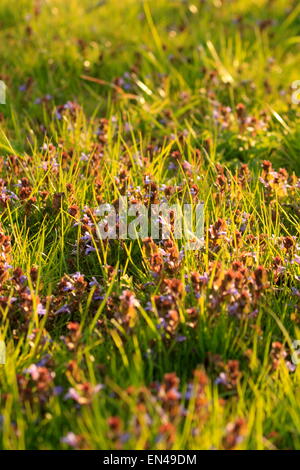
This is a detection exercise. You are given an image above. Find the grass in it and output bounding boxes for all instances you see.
[0,0,300,450]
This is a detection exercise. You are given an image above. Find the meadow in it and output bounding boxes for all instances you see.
[0,0,300,450]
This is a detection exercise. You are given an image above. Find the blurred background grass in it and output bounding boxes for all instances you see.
[0,0,300,170]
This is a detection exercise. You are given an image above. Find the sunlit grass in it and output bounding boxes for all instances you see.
[0,0,300,450]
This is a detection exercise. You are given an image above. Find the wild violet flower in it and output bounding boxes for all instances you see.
[37,303,46,316]
[55,304,71,315]
[61,432,84,449]
[65,383,103,405]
